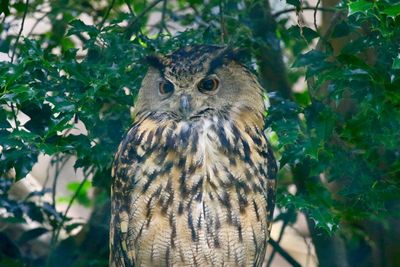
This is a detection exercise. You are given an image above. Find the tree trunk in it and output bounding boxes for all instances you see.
[248,0,292,99]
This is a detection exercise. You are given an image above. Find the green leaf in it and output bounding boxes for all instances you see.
[286,0,301,9]
[293,91,311,106]
[25,202,45,223]
[392,55,400,70]
[65,222,84,233]
[67,19,99,38]
[287,26,319,43]
[292,50,327,68]
[332,21,351,38]
[20,103,52,135]
[382,4,400,17]
[0,0,10,16]
[0,110,11,129]
[18,227,48,244]
[0,257,25,267]
[12,1,25,13]
[0,216,26,224]
[66,180,92,207]
[348,0,374,15]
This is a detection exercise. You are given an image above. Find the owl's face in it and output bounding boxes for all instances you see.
[134,45,264,121]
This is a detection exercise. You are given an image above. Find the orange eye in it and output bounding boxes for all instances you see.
[159,81,174,95]
[198,76,219,94]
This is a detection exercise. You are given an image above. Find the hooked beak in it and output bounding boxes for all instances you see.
[179,94,192,118]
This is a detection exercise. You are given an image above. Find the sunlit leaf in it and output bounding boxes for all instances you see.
[348,0,374,15]
[382,4,400,17]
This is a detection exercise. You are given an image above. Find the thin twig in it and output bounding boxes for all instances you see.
[272,7,336,18]
[189,3,200,17]
[266,209,295,267]
[158,0,168,36]
[10,103,19,130]
[306,8,347,93]
[125,0,135,15]
[290,225,314,267]
[315,9,347,51]
[28,10,51,36]
[11,0,29,63]
[42,157,53,190]
[46,170,91,267]
[52,155,60,208]
[51,155,70,208]
[314,0,321,32]
[268,239,302,267]
[51,169,91,245]
[1,14,6,24]
[99,0,116,30]
[219,0,227,43]
[124,0,163,39]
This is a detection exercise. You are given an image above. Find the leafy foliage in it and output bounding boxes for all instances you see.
[0,0,399,266]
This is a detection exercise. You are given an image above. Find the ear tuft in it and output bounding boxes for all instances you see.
[223,47,251,65]
[145,54,168,70]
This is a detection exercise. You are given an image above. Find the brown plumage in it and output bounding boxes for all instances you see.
[110,45,277,267]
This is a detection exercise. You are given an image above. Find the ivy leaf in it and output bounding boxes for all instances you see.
[65,222,84,233]
[392,55,400,70]
[348,0,374,15]
[18,227,48,244]
[382,4,400,17]
[25,202,45,223]
[0,0,10,16]
[292,50,326,68]
[287,26,319,43]
[67,19,99,38]
[0,111,11,129]
[0,232,21,260]
[332,21,351,38]
[66,180,92,207]
[20,103,52,136]
[286,0,301,9]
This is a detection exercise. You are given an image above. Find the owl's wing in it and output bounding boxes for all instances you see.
[254,139,278,267]
[110,126,138,267]
[264,141,278,234]
[252,135,278,267]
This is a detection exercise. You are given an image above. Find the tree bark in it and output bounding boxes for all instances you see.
[248,0,292,99]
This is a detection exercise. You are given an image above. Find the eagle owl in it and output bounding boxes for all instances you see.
[110,45,277,267]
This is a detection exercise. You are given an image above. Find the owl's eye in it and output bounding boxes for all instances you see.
[198,76,219,94]
[159,80,174,96]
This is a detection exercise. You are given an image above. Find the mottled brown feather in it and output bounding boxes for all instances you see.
[110,45,277,267]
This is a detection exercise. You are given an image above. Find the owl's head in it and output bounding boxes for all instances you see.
[135,45,264,122]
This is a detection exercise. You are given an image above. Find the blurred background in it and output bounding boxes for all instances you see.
[1,1,399,266]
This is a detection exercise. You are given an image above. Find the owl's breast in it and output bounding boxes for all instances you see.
[119,116,272,267]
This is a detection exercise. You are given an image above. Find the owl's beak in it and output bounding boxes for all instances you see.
[179,94,192,118]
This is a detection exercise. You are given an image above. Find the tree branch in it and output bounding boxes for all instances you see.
[124,0,135,15]
[10,103,19,130]
[50,169,91,246]
[124,0,163,40]
[51,155,70,208]
[28,10,51,36]
[11,0,29,63]
[272,7,336,18]
[266,208,295,267]
[268,238,302,267]
[247,0,292,99]
[219,0,227,43]
[314,0,322,32]
[99,0,116,30]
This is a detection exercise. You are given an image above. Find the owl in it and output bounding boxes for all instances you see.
[110,45,277,267]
